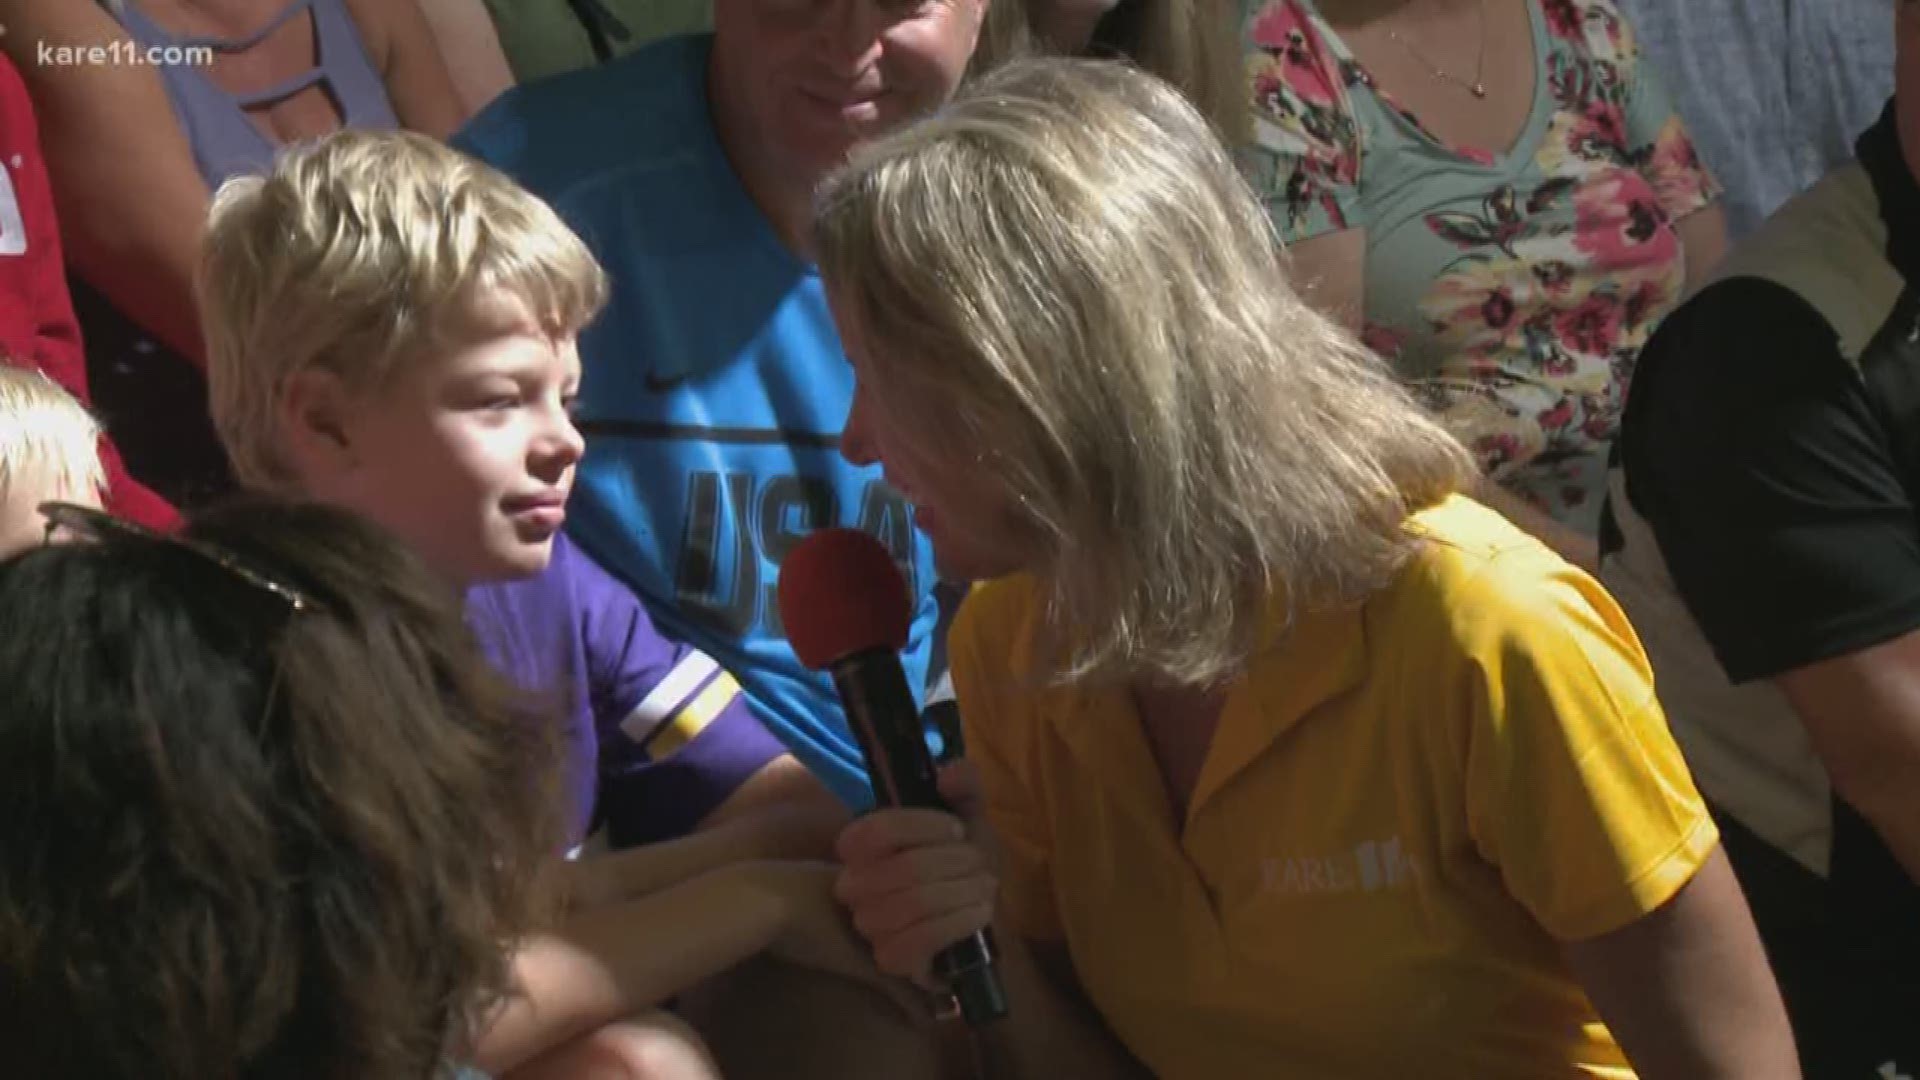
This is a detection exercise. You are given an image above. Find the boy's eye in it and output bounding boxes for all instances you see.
[562,392,582,415]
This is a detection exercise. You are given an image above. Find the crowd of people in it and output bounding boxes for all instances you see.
[0,0,1913,1077]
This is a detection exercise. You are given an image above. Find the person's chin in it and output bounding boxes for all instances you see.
[788,137,856,178]
[786,107,878,168]
[484,536,556,582]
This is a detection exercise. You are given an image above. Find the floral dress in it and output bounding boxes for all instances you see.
[1240,0,1720,532]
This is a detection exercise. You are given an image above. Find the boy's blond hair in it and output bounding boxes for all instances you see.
[199,129,609,492]
[0,366,106,507]
[813,59,1475,687]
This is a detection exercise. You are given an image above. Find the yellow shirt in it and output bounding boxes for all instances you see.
[950,496,1717,1079]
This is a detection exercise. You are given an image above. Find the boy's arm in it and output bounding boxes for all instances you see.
[562,800,846,909]
[596,684,813,846]
[696,754,848,838]
[572,539,836,847]
[475,860,839,1074]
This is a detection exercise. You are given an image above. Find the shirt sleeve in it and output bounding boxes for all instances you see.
[1461,549,1719,941]
[568,541,787,847]
[1618,278,1920,682]
[950,586,1063,942]
[1611,0,1720,221]
[1241,0,1367,242]
[448,90,512,161]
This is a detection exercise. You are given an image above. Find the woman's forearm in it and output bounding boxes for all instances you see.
[1562,851,1798,1080]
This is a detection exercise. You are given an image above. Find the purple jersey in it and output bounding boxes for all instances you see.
[467,534,784,847]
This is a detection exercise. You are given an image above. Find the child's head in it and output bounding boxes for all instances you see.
[200,129,609,585]
[0,366,105,556]
[0,498,561,1079]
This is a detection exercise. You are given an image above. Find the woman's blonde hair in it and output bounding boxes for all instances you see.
[0,366,105,507]
[813,58,1474,687]
[199,128,608,493]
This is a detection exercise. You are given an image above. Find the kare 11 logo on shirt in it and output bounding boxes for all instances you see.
[1261,837,1423,898]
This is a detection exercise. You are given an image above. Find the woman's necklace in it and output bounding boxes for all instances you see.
[1382,0,1490,99]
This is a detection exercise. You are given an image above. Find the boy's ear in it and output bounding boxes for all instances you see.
[277,369,359,476]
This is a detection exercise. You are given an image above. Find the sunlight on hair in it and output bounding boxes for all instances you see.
[0,366,106,508]
[813,58,1475,686]
[198,129,609,493]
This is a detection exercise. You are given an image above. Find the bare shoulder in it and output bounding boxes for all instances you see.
[337,0,394,64]
[0,0,134,56]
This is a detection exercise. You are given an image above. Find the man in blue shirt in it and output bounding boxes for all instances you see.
[456,1,991,807]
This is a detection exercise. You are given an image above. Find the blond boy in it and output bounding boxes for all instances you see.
[198,130,875,1078]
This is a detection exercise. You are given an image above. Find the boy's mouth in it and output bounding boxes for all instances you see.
[502,490,569,532]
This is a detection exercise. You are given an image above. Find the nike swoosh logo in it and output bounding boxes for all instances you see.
[578,418,841,449]
[644,372,689,393]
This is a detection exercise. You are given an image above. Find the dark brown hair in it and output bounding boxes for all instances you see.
[0,499,562,1079]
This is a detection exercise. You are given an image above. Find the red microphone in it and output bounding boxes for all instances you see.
[779,528,1009,1025]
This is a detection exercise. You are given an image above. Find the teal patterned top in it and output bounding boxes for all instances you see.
[1241,0,1720,532]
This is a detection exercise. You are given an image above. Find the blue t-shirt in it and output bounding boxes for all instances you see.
[467,534,786,848]
[454,37,939,809]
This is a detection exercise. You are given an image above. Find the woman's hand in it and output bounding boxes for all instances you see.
[832,763,1000,989]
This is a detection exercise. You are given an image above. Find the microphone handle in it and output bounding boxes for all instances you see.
[831,650,1010,1025]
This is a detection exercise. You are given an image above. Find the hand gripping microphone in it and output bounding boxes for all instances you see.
[779,528,1009,1026]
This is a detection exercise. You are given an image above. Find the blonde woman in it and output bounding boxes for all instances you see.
[816,58,1795,1079]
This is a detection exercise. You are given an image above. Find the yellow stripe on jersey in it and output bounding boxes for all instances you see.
[648,670,742,759]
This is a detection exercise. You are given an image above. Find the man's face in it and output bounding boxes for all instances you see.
[312,291,585,587]
[712,0,986,180]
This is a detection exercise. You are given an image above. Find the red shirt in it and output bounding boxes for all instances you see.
[0,53,175,529]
